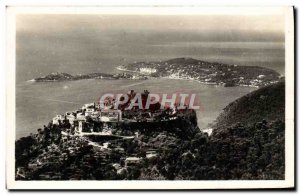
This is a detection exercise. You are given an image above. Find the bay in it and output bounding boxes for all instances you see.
[16,78,255,139]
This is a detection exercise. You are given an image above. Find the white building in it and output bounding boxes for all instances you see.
[66,115,76,125]
[52,115,65,125]
[139,67,157,74]
[82,103,95,110]
[257,74,266,79]
[146,150,158,159]
[90,111,100,120]
[85,107,95,116]
[76,113,86,121]
[125,157,141,166]
[100,110,122,122]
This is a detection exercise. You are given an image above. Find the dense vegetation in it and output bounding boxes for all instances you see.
[214,81,285,128]
[15,82,285,180]
[150,119,285,180]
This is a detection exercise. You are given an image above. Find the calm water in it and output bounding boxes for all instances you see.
[16,79,255,139]
[16,40,283,139]
[16,41,285,84]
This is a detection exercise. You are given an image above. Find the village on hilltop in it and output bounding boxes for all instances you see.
[16,89,199,180]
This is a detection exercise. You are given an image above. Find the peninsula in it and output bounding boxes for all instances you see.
[118,57,282,87]
[31,58,281,88]
[31,72,147,82]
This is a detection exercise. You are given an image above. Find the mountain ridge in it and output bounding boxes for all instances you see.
[213,81,285,129]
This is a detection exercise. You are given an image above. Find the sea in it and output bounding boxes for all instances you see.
[16,41,284,139]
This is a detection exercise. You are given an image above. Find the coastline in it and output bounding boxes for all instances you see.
[118,67,262,88]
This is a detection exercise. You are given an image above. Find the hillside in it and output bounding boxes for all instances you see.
[213,81,285,129]
[15,82,285,180]
[150,81,285,180]
[119,57,281,87]
[15,109,199,180]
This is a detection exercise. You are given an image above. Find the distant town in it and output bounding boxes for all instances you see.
[32,58,282,88]
[119,57,282,87]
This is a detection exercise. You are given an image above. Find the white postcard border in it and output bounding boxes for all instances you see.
[6,6,294,190]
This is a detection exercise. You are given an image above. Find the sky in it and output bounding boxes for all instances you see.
[17,14,284,42]
[15,14,285,82]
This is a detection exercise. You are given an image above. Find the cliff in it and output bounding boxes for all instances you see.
[15,82,285,180]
